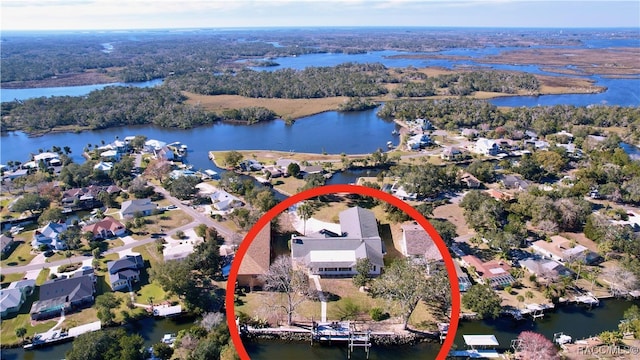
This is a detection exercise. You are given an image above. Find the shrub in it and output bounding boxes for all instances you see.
[370,307,389,321]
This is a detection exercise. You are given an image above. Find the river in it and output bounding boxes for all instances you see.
[2,298,636,360]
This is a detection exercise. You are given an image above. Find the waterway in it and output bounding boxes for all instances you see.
[0,107,399,169]
[1,316,194,360]
[0,79,163,103]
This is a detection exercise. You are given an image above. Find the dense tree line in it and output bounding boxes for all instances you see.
[1,86,277,133]
[377,99,640,138]
[166,63,390,98]
[392,71,539,97]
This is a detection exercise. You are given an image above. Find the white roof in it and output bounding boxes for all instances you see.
[309,250,356,263]
[463,335,499,347]
[33,152,59,161]
[488,268,506,275]
[100,150,118,157]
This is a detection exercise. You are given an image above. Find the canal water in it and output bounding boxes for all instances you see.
[1,316,194,360]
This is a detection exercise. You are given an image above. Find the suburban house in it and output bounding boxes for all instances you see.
[460,255,515,289]
[1,234,15,257]
[210,189,243,212]
[61,185,104,209]
[0,279,35,318]
[240,159,263,171]
[120,198,157,218]
[30,272,96,320]
[291,206,384,277]
[454,261,472,292]
[389,182,417,201]
[500,174,530,191]
[441,147,465,161]
[531,236,600,265]
[155,146,175,161]
[301,164,323,176]
[406,133,431,150]
[106,254,144,291]
[33,152,61,166]
[93,161,114,172]
[460,172,482,189]
[100,149,120,162]
[163,240,202,262]
[519,258,573,282]
[32,222,68,250]
[399,222,443,270]
[82,216,127,240]
[144,139,167,153]
[475,138,500,156]
[237,225,272,290]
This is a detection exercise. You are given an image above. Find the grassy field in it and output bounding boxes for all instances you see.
[1,272,26,286]
[129,210,193,240]
[184,93,349,120]
[1,240,36,267]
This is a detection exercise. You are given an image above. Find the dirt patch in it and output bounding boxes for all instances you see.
[433,203,473,236]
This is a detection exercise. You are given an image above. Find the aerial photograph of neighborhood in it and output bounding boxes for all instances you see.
[0,1,639,359]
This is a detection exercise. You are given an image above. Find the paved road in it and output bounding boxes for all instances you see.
[1,182,237,275]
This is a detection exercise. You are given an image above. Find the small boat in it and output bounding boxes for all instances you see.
[392,129,399,135]
[161,333,177,345]
[387,141,394,149]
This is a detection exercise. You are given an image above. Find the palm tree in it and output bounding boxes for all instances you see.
[297,203,314,236]
[15,327,26,343]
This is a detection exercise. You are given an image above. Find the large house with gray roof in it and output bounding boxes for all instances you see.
[291,207,384,277]
[107,254,144,291]
[1,279,35,318]
[119,198,157,218]
[30,271,95,320]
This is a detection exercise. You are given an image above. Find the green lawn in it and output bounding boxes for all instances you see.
[1,240,36,267]
[35,269,50,285]
[0,289,57,346]
[129,210,193,240]
[1,272,26,286]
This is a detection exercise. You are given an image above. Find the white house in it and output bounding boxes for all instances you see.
[291,207,384,277]
[32,222,68,250]
[530,236,599,265]
[210,189,243,211]
[93,161,113,172]
[406,133,431,150]
[475,138,500,156]
[120,198,157,218]
[144,139,167,152]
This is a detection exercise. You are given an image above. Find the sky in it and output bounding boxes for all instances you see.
[1,0,639,31]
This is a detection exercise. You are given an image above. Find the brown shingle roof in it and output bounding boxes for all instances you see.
[238,225,271,276]
[401,222,443,261]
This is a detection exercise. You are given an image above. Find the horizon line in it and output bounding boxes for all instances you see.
[2,25,639,33]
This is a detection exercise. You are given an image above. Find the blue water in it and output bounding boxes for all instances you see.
[0,79,163,102]
[0,107,397,169]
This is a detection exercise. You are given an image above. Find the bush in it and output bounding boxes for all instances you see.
[370,307,389,321]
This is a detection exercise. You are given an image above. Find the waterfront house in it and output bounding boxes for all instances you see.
[32,222,68,250]
[390,182,417,201]
[1,234,15,257]
[0,279,35,318]
[106,254,144,291]
[460,255,515,289]
[237,225,271,290]
[291,207,384,277]
[530,236,600,265]
[144,139,167,153]
[300,164,323,176]
[519,258,573,282]
[33,152,60,166]
[210,189,243,212]
[454,261,472,292]
[30,272,95,320]
[119,198,157,218]
[155,146,175,161]
[240,159,263,171]
[100,149,120,162]
[82,216,127,240]
[406,133,431,150]
[399,222,443,271]
[475,138,500,156]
